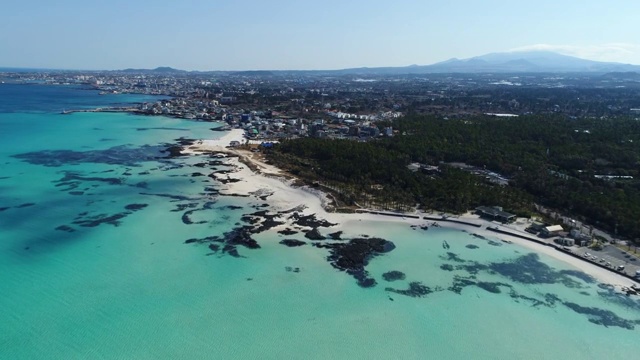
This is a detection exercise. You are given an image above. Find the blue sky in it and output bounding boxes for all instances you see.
[1,0,639,70]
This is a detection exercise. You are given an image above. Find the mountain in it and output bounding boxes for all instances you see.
[119,66,187,74]
[5,51,639,75]
[336,51,640,74]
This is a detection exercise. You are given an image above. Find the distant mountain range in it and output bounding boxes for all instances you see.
[4,51,640,75]
[332,51,640,75]
[121,52,640,75]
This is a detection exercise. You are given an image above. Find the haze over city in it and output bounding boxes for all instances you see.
[2,0,640,70]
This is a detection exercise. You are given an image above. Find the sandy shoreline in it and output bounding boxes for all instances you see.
[183,138,639,289]
[183,129,247,154]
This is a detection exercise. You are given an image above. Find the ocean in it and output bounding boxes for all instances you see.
[1,84,639,359]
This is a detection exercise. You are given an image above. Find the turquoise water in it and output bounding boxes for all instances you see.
[1,84,639,359]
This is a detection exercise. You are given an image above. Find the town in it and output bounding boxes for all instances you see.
[3,69,640,143]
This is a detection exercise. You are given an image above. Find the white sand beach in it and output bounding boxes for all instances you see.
[184,139,639,289]
[183,129,246,154]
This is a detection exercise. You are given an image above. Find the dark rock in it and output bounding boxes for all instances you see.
[382,271,406,282]
[13,144,172,167]
[314,237,395,287]
[171,203,199,212]
[386,282,433,298]
[174,137,196,146]
[440,252,466,263]
[465,244,480,249]
[184,229,258,257]
[241,215,260,224]
[55,225,76,232]
[440,264,455,271]
[225,193,250,198]
[220,205,243,210]
[215,176,241,184]
[134,181,149,189]
[162,146,184,158]
[288,212,336,228]
[278,228,298,235]
[305,228,326,240]
[328,231,343,240]
[241,210,285,234]
[124,203,148,211]
[476,281,509,294]
[72,212,129,227]
[359,278,377,288]
[490,253,583,287]
[279,239,306,247]
[181,209,207,225]
[563,301,636,330]
[226,227,260,249]
[223,244,241,257]
[449,275,477,294]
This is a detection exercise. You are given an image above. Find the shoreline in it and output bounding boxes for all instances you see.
[183,138,639,290]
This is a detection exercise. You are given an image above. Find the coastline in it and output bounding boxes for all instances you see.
[183,135,640,289]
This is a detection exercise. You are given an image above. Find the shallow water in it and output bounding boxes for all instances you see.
[1,84,639,359]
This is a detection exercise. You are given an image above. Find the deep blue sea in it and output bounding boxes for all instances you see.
[1,84,639,359]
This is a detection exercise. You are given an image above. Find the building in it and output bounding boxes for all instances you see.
[555,237,575,246]
[407,163,421,172]
[540,225,564,238]
[475,206,516,223]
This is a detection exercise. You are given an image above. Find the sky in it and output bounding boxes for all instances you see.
[1,0,640,70]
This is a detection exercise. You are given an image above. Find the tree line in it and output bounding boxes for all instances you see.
[267,114,640,242]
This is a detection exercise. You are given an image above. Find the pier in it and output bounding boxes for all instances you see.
[61,107,140,115]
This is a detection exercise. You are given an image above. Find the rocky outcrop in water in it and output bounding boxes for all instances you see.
[304,228,326,241]
[314,237,395,288]
[280,239,306,247]
[386,282,433,298]
[382,271,406,282]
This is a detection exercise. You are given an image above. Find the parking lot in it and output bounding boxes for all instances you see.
[504,218,640,279]
[571,245,640,278]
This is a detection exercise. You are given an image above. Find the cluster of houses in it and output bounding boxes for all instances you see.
[525,222,591,246]
[475,206,592,247]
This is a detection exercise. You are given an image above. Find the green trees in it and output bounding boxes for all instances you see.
[267,114,640,243]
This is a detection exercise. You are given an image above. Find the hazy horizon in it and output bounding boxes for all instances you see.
[2,0,640,71]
